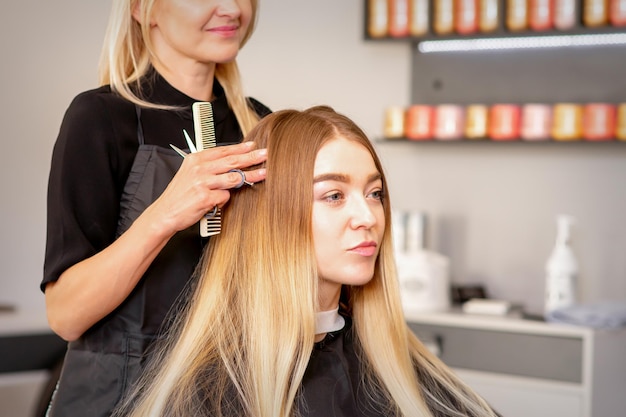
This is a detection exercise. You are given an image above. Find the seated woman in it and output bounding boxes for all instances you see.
[117,106,498,417]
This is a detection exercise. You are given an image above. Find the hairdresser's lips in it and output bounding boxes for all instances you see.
[207,24,239,38]
[348,241,378,257]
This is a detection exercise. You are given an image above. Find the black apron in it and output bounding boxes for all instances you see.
[47,107,204,417]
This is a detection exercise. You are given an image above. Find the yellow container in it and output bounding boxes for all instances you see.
[551,104,583,141]
[480,0,500,32]
[465,105,489,139]
[409,0,430,36]
[384,106,406,139]
[507,0,528,30]
[368,0,389,38]
[434,0,455,34]
[583,0,609,27]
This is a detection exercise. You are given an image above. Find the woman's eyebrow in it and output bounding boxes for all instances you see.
[313,172,381,184]
[313,173,349,184]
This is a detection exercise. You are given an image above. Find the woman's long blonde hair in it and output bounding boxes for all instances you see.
[119,106,498,417]
[98,0,260,134]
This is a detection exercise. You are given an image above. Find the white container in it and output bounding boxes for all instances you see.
[544,214,579,316]
[394,211,451,314]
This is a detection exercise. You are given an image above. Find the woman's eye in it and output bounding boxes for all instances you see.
[369,189,384,201]
[324,192,343,203]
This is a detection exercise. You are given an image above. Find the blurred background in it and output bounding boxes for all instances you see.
[1,0,625,416]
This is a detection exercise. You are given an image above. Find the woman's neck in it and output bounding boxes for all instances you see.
[151,60,216,102]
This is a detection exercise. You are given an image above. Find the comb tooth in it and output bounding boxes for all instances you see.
[200,208,222,237]
[192,102,216,150]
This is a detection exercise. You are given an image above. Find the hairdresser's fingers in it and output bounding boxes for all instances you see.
[231,168,266,187]
[193,145,267,173]
[195,141,261,161]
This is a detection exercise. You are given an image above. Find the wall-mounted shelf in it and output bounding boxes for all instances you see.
[364,1,626,142]
[376,138,626,144]
[366,26,626,43]
[364,0,626,44]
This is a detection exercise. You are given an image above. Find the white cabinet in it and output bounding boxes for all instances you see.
[406,311,626,417]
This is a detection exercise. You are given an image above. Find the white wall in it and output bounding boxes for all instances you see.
[0,1,110,313]
[1,0,624,319]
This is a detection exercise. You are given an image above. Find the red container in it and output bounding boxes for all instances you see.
[456,0,480,34]
[389,0,411,37]
[488,105,521,140]
[583,103,616,141]
[405,105,435,140]
[529,0,554,30]
[610,0,626,25]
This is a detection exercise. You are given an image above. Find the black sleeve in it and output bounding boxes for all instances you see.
[248,97,272,118]
[41,90,135,291]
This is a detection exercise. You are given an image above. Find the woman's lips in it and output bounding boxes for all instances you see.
[349,242,378,256]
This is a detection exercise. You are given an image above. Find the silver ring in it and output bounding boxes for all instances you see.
[206,206,218,218]
[229,169,253,188]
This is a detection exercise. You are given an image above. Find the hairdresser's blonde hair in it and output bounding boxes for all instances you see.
[119,107,498,417]
[98,0,260,134]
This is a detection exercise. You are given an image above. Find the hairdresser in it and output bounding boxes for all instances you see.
[40,1,269,416]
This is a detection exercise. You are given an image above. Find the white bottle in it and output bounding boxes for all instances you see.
[394,211,451,315]
[544,214,578,316]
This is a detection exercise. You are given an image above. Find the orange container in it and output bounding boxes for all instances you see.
[488,105,521,140]
[583,103,616,141]
[551,104,583,141]
[406,105,435,140]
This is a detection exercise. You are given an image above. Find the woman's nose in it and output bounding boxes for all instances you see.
[349,197,377,229]
[216,0,241,17]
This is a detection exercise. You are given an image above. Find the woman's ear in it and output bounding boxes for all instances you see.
[132,1,158,27]
[131,1,141,22]
[131,1,150,25]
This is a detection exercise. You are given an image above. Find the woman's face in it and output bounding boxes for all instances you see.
[312,137,385,309]
[147,0,253,66]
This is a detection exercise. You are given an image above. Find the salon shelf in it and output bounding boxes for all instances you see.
[375,138,626,144]
[364,26,626,43]
[363,0,626,43]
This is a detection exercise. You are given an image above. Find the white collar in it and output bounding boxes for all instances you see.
[315,306,346,335]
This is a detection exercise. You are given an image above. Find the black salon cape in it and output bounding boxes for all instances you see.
[298,316,495,417]
[298,316,393,416]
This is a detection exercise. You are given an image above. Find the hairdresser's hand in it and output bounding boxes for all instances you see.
[45,141,266,341]
[146,141,267,236]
